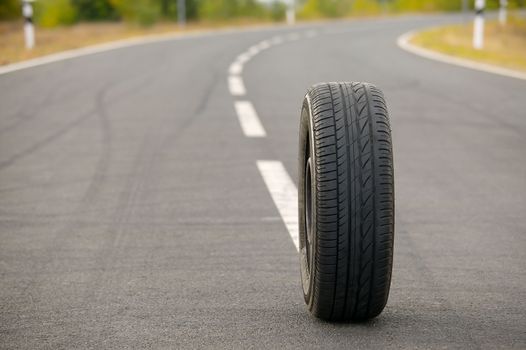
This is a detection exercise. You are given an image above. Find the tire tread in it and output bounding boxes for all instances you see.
[304,82,394,321]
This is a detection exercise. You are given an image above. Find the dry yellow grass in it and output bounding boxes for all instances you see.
[411,15,526,73]
[0,19,272,66]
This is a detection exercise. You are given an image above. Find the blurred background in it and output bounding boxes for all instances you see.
[1,0,524,26]
[1,0,525,67]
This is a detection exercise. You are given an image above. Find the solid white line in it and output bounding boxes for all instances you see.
[229,61,243,75]
[0,30,226,76]
[397,30,526,81]
[228,76,246,96]
[0,22,309,76]
[257,160,299,251]
[234,101,266,137]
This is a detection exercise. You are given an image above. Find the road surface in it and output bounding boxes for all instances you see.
[1,15,525,349]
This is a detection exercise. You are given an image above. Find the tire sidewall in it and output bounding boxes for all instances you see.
[299,93,318,308]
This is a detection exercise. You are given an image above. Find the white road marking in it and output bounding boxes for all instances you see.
[229,61,243,75]
[257,160,299,251]
[323,28,344,35]
[270,36,284,45]
[228,76,246,96]
[234,101,266,137]
[397,30,526,81]
[304,30,318,38]
[0,25,284,76]
[237,53,251,64]
[248,46,260,56]
[286,33,301,41]
[256,40,271,50]
[228,30,312,142]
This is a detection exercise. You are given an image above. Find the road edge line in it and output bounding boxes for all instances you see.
[0,23,295,76]
[397,30,526,81]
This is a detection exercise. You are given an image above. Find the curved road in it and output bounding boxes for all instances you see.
[1,15,525,349]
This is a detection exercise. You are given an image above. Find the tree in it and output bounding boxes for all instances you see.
[109,0,161,25]
[35,0,77,27]
[198,0,267,21]
[71,0,117,21]
[0,0,21,20]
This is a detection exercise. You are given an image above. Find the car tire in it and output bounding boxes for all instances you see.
[298,82,395,322]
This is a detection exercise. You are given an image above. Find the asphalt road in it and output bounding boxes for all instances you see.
[1,15,525,349]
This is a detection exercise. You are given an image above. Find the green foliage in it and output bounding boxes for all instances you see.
[352,0,383,14]
[300,0,352,18]
[35,0,77,27]
[299,0,525,18]
[0,0,20,20]
[17,0,526,28]
[71,0,117,21]
[269,1,287,21]
[185,0,200,20]
[198,0,266,21]
[109,0,160,26]
[158,0,199,20]
[390,0,461,12]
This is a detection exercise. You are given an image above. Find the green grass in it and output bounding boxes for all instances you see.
[411,15,526,72]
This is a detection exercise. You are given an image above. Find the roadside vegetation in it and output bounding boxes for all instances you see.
[0,0,287,26]
[0,0,525,66]
[411,15,526,72]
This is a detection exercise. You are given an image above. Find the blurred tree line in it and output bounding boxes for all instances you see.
[0,0,523,26]
[299,0,525,18]
[0,0,287,26]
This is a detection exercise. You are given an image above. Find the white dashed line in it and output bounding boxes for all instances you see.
[270,36,284,45]
[229,61,243,75]
[228,37,288,131]
[248,46,260,56]
[286,33,301,41]
[257,160,299,251]
[234,101,266,137]
[226,32,318,252]
[256,40,271,50]
[237,52,251,64]
[228,75,246,96]
[304,30,318,38]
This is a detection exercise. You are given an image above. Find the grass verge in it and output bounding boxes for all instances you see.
[0,19,273,66]
[410,15,526,73]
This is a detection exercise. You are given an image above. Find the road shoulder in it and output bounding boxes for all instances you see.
[397,29,526,81]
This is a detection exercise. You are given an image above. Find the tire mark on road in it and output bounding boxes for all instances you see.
[1,74,158,317]
[0,74,155,173]
[0,73,86,135]
[0,107,96,171]
[82,66,223,314]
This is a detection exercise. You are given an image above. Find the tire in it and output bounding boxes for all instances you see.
[298,82,394,322]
